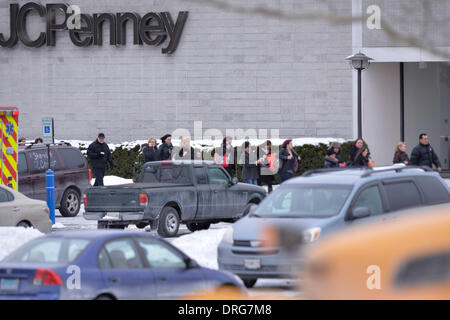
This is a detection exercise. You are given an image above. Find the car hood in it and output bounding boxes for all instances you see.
[232,215,332,241]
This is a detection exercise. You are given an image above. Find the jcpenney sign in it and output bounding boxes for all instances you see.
[0,3,188,54]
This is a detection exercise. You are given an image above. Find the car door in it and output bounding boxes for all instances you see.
[99,237,156,299]
[0,187,18,225]
[28,149,62,201]
[135,236,206,299]
[17,152,33,198]
[346,183,387,226]
[381,179,424,216]
[206,167,233,219]
[193,166,212,221]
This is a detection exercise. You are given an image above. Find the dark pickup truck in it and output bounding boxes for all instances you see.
[83,160,266,237]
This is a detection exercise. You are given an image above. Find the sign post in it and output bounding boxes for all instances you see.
[42,117,55,226]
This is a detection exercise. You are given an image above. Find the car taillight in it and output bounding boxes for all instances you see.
[139,193,148,206]
[33,269,63,286]
[44,207,50,214]
[89,169,93,181]
[83,194,88,207]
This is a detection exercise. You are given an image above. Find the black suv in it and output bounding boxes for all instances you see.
[18,144,91,217]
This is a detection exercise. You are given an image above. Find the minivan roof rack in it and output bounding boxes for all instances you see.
[23,141,72,150]
[302,167,366,177]
[360,165,433,178]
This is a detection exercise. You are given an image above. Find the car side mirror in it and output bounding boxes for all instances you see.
[351,207,371,220]
[231,177,239,185]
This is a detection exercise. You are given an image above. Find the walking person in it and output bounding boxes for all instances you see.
[159,134,173,161]
[214,136,235,177]
[278,139,300,182]
[143,138,160,163]
[178,137,195,160]
[410,133,442,172]
[393,142,409,165]
[258,140,276,192]
[348,138,365,166]
[87,133,113,187]
[241,141,259,185]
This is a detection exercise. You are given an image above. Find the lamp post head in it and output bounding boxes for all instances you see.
[346,52,373,70]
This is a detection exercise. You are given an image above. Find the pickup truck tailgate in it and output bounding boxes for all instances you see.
[85,186,143,212]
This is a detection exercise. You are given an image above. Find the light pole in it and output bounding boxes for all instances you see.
[346,52,373,139]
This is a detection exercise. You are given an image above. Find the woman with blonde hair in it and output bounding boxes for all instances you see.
[393,142,409,165]
[178,136,195,160]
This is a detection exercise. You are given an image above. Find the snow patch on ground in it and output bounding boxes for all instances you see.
[171,228,228,270]
[90,175,133,186]
[0,227,43,261]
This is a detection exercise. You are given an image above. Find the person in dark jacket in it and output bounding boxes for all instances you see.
[87,133,113,186]
[348,138,364,165]
[352,146,370,167]
[324,142,343,168]
[278,139,300,182]
[158,134,173,161]
[393,142,409,165]
[410,133,442,172]
[178,137,195,160]
[143,138,160,163]
[241,141,259,185]
[258,140,275,192]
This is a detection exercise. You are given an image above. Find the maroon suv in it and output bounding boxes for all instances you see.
[18,144,91,217]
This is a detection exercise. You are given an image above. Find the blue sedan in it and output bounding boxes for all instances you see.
[0,230,244,300]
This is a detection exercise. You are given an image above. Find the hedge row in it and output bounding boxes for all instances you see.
[81,142,354,183]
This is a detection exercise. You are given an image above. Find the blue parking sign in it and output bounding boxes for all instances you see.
[44,125,51,134]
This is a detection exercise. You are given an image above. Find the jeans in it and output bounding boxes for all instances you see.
[279,171,293,182]
[93,168,105,186]
[245,179,258,185]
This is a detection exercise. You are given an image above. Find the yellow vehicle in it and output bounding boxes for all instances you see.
[302,203,450,299]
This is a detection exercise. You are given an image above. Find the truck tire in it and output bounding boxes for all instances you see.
[157,207,180,237]
[186,222,211,232]
[60,188,81,217]
[241,278,257,288]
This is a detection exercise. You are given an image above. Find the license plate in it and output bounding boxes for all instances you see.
[0,278,19,291]
[244,259,261,270]
[105,212,120,219]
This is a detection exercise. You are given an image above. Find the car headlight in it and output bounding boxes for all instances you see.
[302,227,321,243]
[222,227,234,244]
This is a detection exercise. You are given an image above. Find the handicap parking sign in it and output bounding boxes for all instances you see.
[44,125,51,134]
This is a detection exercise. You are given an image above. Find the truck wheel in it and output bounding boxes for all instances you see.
[60,188,81,217]
[158,207,180,238]
[186,222,211,232]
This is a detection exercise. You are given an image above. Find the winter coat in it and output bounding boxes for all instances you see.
[393,150,409,164]
[348,145,360,165]
[143,145,160,162]
[324,156,339,168]
[410,143,441,168]
[158,143,173,161]
[279,148,299,174]
[87,140,113,170]
[215,146,235,177]
[352,154,369,167]
[242,151,259,180]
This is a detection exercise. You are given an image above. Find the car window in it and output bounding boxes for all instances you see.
[0,188,13,202]
[207,167,229,185]
[194,167,208,184]
[4,238,90,264]
[352,185,384,216]
[28,149,60,173]
[103,238,144,269]
[136,237,186,269]
[18,153,28,175]
[141,165,191,184]
[383,181,422,211]
[58,148,85,169]
[416,176,450,204]
[395,251,450,287]
[98,248,112,269]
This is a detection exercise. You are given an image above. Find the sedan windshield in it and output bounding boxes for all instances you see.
[4,238,90,264]
[254,185,352,218]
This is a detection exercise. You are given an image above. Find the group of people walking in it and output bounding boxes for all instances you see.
[87,131,442,188]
